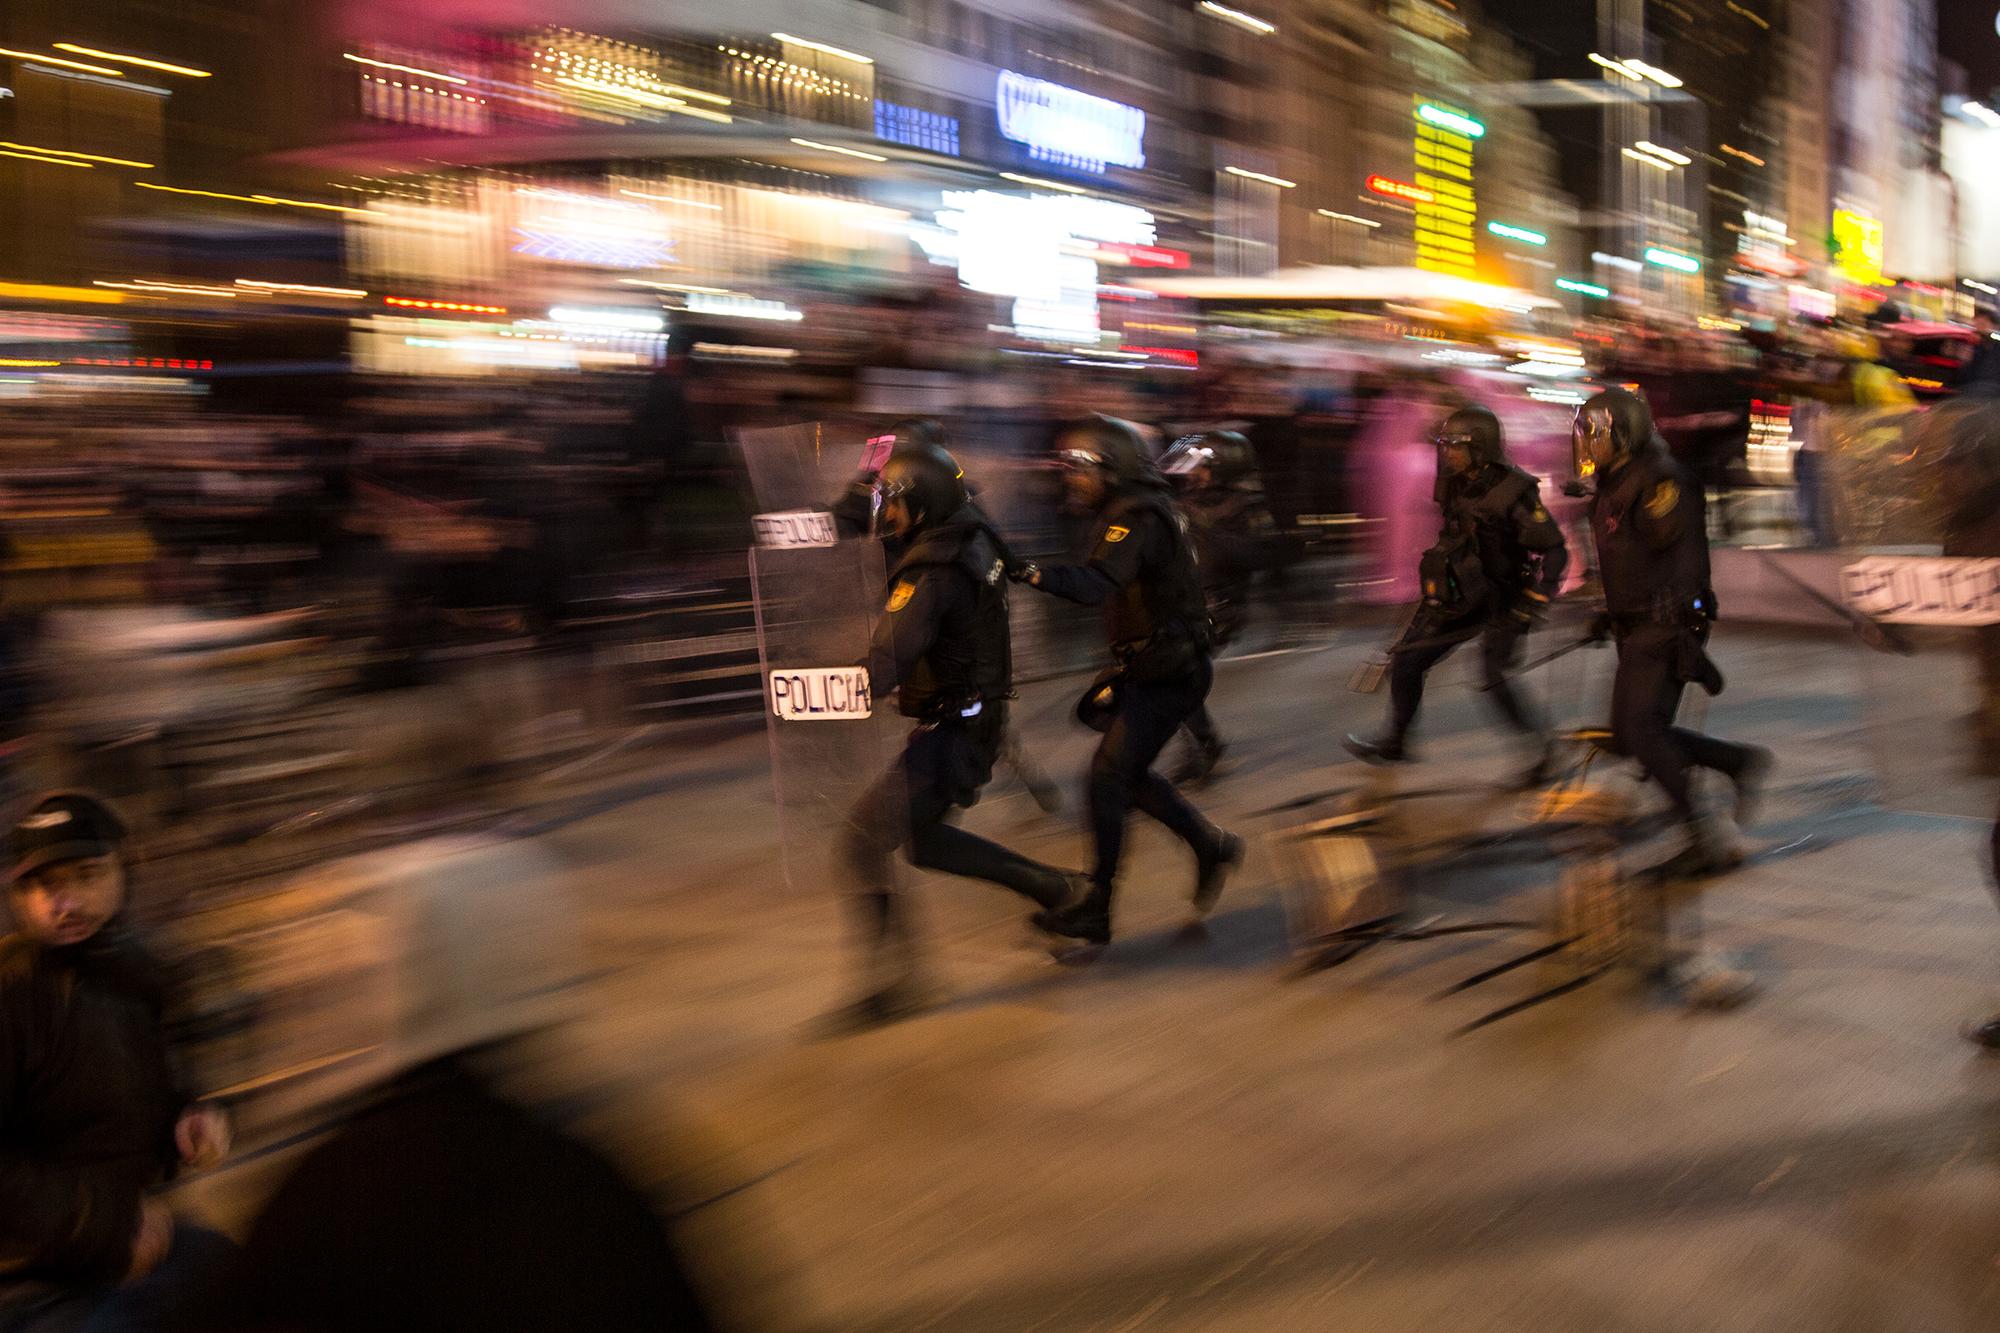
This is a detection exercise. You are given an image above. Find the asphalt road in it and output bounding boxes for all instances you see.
[183,619,2000,1331]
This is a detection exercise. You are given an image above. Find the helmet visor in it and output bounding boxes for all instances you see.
[1160,437,1215,477]
[1571,403,1616,483]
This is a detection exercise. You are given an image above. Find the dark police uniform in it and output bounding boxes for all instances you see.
[1590,448,1754,823]
[1177,476,1274,762]
[1387,462,1568,746]
[843,502,1071,964]
[1032,484,1230,894]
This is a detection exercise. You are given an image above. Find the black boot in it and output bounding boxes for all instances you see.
[1344,733,1411,765]
[1034,870,1091,914]
[1963,1015,2000,1051]
[1193,830,1245,915]
[811,978,933,1037]
[1034,882,1112,947]
[1732,746,1775,828]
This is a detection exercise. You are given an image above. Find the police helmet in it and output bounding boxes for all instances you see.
[1163,430,1256,486]
[874,438,969,536]
[1571,387,1655,483]
[1432,406,1506,470]
[1055,415,1153,486]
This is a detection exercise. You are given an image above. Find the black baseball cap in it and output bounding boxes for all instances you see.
[6,793,126,884]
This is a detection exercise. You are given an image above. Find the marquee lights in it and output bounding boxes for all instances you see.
[1644,247,1701,274]
[1556,278,1610,298]
[997,71,1145,174]
[1416,104,1485,139]
[1487,221,1547,245]
[1366,175,1433,204]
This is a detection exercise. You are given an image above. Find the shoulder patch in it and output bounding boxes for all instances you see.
[1644,479,1681,519]
[1532,505,1549,523]
[1103,524,1131,544]
[886,580,916,612]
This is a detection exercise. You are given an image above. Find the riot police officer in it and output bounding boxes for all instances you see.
[1161,430,1276,783]
[1346,405,1569,785]
[1572,388,1772,875]
[1010,417,1244,948]
[837,433,1080,1028]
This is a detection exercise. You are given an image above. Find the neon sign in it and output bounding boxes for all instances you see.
[1414,97,1477,279]
[1367,175,1433,204]
[1832,208,1885,285]
[875,101,958,155]
[996,71,1145,174]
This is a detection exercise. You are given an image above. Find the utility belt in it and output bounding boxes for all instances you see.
[1611,590,1724,696]
[912,689,1007,738]
[1609,587,1719,634]
[1113,617,1210,684]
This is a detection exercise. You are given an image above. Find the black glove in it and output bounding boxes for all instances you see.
[1006,560,1041,587]
[1585,610,1614,643]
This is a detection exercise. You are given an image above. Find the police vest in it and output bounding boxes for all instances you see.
[1102,487,1210,663]
[1442,464,1539,596]
[1591,453,1712,618]
[889,516,1011,718]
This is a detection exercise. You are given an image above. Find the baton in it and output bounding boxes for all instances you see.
[1757,552,1914,655]
[1347,605,1430,693]
[1481,633,1598,691]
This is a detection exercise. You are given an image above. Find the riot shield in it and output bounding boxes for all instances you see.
[737,424,909,896]
[1823,405,2000,817]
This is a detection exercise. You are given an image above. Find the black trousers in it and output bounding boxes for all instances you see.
[1609,624,1751,823]
[843,711,1067,972]
[1387,607,1541,743]
[1089,658,1221,892]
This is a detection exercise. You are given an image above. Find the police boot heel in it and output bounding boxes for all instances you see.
[1343,733,1410,766]
[1193,830,1246,916]
[1035,885,1112,955]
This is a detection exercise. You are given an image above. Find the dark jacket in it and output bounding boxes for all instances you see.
[870,503,1011,719]
[1180,484,1274,647]
[1034,483,1210,680]
[1589,447,1712,623]
[1440,463,1567,604]
[0,925,187,1289]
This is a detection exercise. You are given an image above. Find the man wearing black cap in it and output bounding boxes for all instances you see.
[0,792,236,1330]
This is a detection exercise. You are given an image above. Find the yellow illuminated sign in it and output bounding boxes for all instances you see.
[0,281,125,305]
[1833,209,1885,285]
[1413,97,1477,279]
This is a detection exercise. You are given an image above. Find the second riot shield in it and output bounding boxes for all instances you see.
[1824,404,2000,818]
[737,424,909,895]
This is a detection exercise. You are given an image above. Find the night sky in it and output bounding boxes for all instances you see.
[1939,0,2000,96]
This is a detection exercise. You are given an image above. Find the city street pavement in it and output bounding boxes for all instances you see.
[186,619,2000,1330]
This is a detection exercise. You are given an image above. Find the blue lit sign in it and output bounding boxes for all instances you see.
[996,70,1145,174]
[875,101,959,156]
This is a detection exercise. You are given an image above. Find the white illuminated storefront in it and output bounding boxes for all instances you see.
[995,71,1146,174]
[912,189,1172,347]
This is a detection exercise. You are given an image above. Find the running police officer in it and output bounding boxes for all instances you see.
[1346,405,1569,786]
[1161,430,1275,784]
[1010,416,1243,949]
[837,433,1081,1028]
[1572,388,1772,875]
